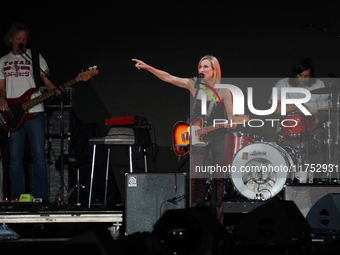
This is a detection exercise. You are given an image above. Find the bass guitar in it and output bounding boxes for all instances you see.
[0,66,98,132]
[172,115,249,156]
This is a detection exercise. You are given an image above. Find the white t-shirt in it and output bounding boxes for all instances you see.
[0,49,48,113]
[268,77,329,114]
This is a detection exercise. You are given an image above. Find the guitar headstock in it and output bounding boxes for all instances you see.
[234,115,250,123]
[78,66,98,81]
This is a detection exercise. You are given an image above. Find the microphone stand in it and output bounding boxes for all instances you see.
[59,94,65,202]
[186,74,203,205]
[17,48,58,87]
[18,47,67,203]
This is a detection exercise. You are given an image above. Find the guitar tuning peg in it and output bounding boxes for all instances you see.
[93,65,97,69]
[88,66,93,70]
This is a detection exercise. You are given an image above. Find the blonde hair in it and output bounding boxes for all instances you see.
[198,55,221,85]
[3,22,31,46]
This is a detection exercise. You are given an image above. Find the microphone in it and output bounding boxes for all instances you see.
[195,73,204,88]
[18,43,24,52]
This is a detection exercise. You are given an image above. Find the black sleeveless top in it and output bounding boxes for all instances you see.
[191,99,229,136]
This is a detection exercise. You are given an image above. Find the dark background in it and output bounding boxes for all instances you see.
[1,0,340,201]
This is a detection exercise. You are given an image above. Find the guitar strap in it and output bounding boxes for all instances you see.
[204,88,220,125]
[32,49,41,89]
[188,83,221,126]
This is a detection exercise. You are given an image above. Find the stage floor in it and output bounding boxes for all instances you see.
[0,209,123,224]
[0,202,123,242]
[1,197,340,254]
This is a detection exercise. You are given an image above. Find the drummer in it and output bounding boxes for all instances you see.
[268,57,330,183]
[268,57,328,123]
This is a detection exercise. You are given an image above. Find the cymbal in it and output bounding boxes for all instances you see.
[318,106,340,112]
[311,86,339,94]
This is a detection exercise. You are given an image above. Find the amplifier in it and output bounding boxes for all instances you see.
[45,109,73,135]
[46,137,71,203]
[125,173,187,235]
[283,184,340,217]
[40,87,74,108]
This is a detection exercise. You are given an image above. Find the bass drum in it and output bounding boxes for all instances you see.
[226,132,263,166]
[230,142,293,200]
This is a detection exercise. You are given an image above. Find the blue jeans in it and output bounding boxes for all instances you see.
[9,112,48,200]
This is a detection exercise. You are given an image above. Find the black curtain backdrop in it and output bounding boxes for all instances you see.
[2,0,340,200]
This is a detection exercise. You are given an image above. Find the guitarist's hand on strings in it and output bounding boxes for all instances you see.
[0,81,9,111]
[55,88,62,96]
[0,98,9,112]
[223,117,237,129]
[42,70,62,96]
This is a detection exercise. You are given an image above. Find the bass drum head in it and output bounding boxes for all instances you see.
[230,142,292,200]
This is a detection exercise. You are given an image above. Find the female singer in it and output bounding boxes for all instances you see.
[132,55,234,224]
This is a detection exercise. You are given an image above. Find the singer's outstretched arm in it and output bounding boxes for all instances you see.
[132,59,191,90]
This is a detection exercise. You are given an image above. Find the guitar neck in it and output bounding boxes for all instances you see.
[197,124,224,137]
[22,77,79,111]
[196,116,249,137]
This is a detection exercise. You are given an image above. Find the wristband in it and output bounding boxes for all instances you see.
[0,97,5,100]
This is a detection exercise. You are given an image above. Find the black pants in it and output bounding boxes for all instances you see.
[190,132,230,224]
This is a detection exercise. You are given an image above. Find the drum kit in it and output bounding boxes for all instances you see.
[227,85,340,201]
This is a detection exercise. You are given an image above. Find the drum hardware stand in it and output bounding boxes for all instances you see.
[333,93,340,184]
[310,84,340,184]
[305,139,314,184]
[286,137,311,184]
[277,142,295,182]
[293,134,308,183]
[295,150,304,183]
[334,88,340,184]
[335,109,340,184]
[303,124,314,184]
[326,92,334,183]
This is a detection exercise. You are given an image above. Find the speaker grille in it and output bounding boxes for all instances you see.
[306,193,340,234]
[284,185,340,217]
[125,173,187,235]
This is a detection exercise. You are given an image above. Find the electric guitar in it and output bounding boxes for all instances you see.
[172,115,249,156]
[0,66,98,132]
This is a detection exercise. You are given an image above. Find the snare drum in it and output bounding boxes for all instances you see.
[230,142,292,200]
[280,113,315,137]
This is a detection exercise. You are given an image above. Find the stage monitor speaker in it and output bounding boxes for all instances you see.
[233,200,311,246]
[125,173,187,235]
[284,185,340,217]
[306,193,340,235]
[147,207,228,255]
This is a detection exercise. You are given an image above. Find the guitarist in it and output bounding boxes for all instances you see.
[132,55,234,224]
[0,23,60,202]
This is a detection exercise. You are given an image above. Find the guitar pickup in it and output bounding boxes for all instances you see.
[181,132,189,142]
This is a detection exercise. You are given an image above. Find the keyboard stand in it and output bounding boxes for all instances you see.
[88,126,151,208]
